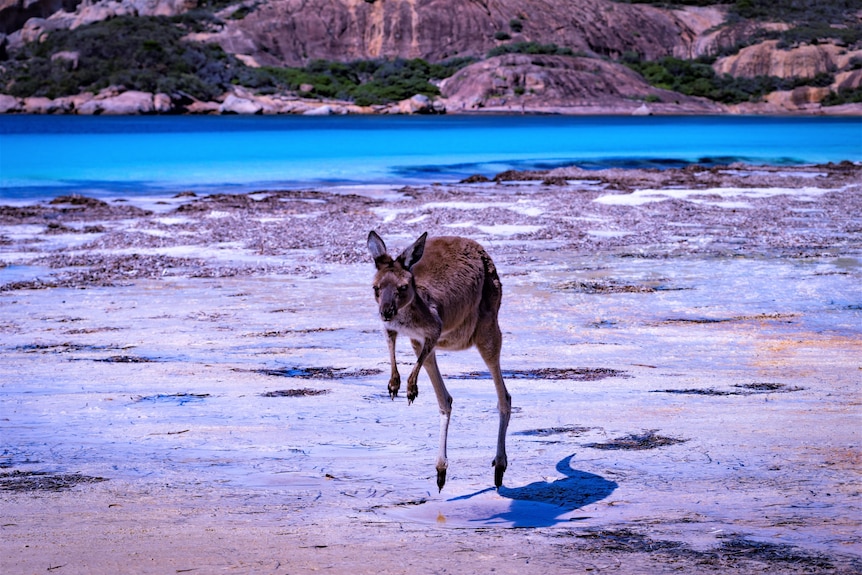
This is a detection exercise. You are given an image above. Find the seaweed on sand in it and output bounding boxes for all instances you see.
[584,430,687,451]
[0,471,107,492]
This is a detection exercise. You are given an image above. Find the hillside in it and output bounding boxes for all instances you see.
[1,0,861,114]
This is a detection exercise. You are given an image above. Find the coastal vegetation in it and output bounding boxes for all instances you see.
[619,0,862,24]
[0,15,472,104]
[0,16,249,100]
[487,42,581,58]
[622,0,862,47]
[612,0,862,105]
[0,0,859,111]
[622,54,835,105]
[259,57,475,106]
[822,86,862,106]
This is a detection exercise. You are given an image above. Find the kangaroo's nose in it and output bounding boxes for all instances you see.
[381,304,397,321]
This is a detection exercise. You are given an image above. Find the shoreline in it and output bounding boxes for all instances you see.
[2,89,862,117]
[1,164,860,574]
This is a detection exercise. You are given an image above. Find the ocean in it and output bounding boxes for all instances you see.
[0,115,860,200]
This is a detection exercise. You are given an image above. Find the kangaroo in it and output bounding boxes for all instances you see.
[367,231,511,491]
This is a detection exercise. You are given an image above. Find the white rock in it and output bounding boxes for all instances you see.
[632,103,652,116]
[397,94,433,114]
[0,94,22,113]
[154,93,173,113]
[78,91,154,115]
[51,51,80,70]
[303,105,332,116]
[219,94,262,115]
[23,97,55,114]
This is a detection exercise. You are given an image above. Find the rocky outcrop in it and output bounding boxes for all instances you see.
[1,86,174,114]
[0,0,79,34]
[834,69,862,91]
[669,4,730,60]
[394,93,445,114]
[22,96,59,113]
[679,17,791,60]
[63,0,193,28]
[205,0,708,68]
[219,93,262,115]
[78,89,157,114]
[439,53,725,114]
[765,86,832,111]
[0,92,21,112]
[2,0,194,47]
[713,40,860,79]
[2,0,859,116]
[710,39,862,111]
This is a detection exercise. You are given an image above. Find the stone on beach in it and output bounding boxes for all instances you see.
[78,90,155,115]
[219,94,263,115]
[0,94,20,113]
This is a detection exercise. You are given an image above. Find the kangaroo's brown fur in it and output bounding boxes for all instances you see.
[368,231,511,491]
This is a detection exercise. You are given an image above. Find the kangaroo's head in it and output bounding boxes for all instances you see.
[367,231,427,322]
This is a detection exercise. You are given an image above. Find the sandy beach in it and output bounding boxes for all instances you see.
[1,163,861,574]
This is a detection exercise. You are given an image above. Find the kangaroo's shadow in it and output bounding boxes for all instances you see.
[449,455,617,528]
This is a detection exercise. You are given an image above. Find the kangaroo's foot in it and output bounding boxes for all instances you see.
[388,373,401,400]
[492,456,507,488]
[436,467,447,492]
[407,376,418,404]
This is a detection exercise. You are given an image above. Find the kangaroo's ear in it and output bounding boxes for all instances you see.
[367,231,391,267]
[367,231,387,259]
[397,232,427,271]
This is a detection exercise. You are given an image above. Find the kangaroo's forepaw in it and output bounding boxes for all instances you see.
[407,383,418,404]
[492,457,507,488]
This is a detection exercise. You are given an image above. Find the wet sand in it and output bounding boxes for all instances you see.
[1,164,861,574]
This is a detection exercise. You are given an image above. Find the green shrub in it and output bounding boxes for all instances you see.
[0,15,265,100]
[0,13,473,105]
[618,1,725,5]
[729,0,862,23]
[260,57,475,105]
[625,56,836,104]
[617,0,862,23]
[821,86,862,106]
[774,24,862,48]
[488,41,577,58]
[618,0,862,49]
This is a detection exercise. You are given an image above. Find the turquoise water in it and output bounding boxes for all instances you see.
[0,115,859,199]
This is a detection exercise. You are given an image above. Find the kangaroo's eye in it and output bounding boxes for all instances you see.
[397,284,408,293]
[373,286,380,297]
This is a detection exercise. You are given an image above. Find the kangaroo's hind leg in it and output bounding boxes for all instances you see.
[476,316,511,488]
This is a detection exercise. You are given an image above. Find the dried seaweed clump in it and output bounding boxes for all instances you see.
[261,388,330,397]
[256,366,382,379]
[585,430,687,450]
[452,367,629,381]
[0,470,107,492]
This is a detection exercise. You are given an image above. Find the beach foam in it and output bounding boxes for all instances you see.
[594,186,839,207]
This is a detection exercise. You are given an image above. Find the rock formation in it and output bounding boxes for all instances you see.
[0,0,80,35]
[204,0,707,68]
[2,0,194,49]
[714,39,861,79]
[1,0,860,115]
[439,53,724,114]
